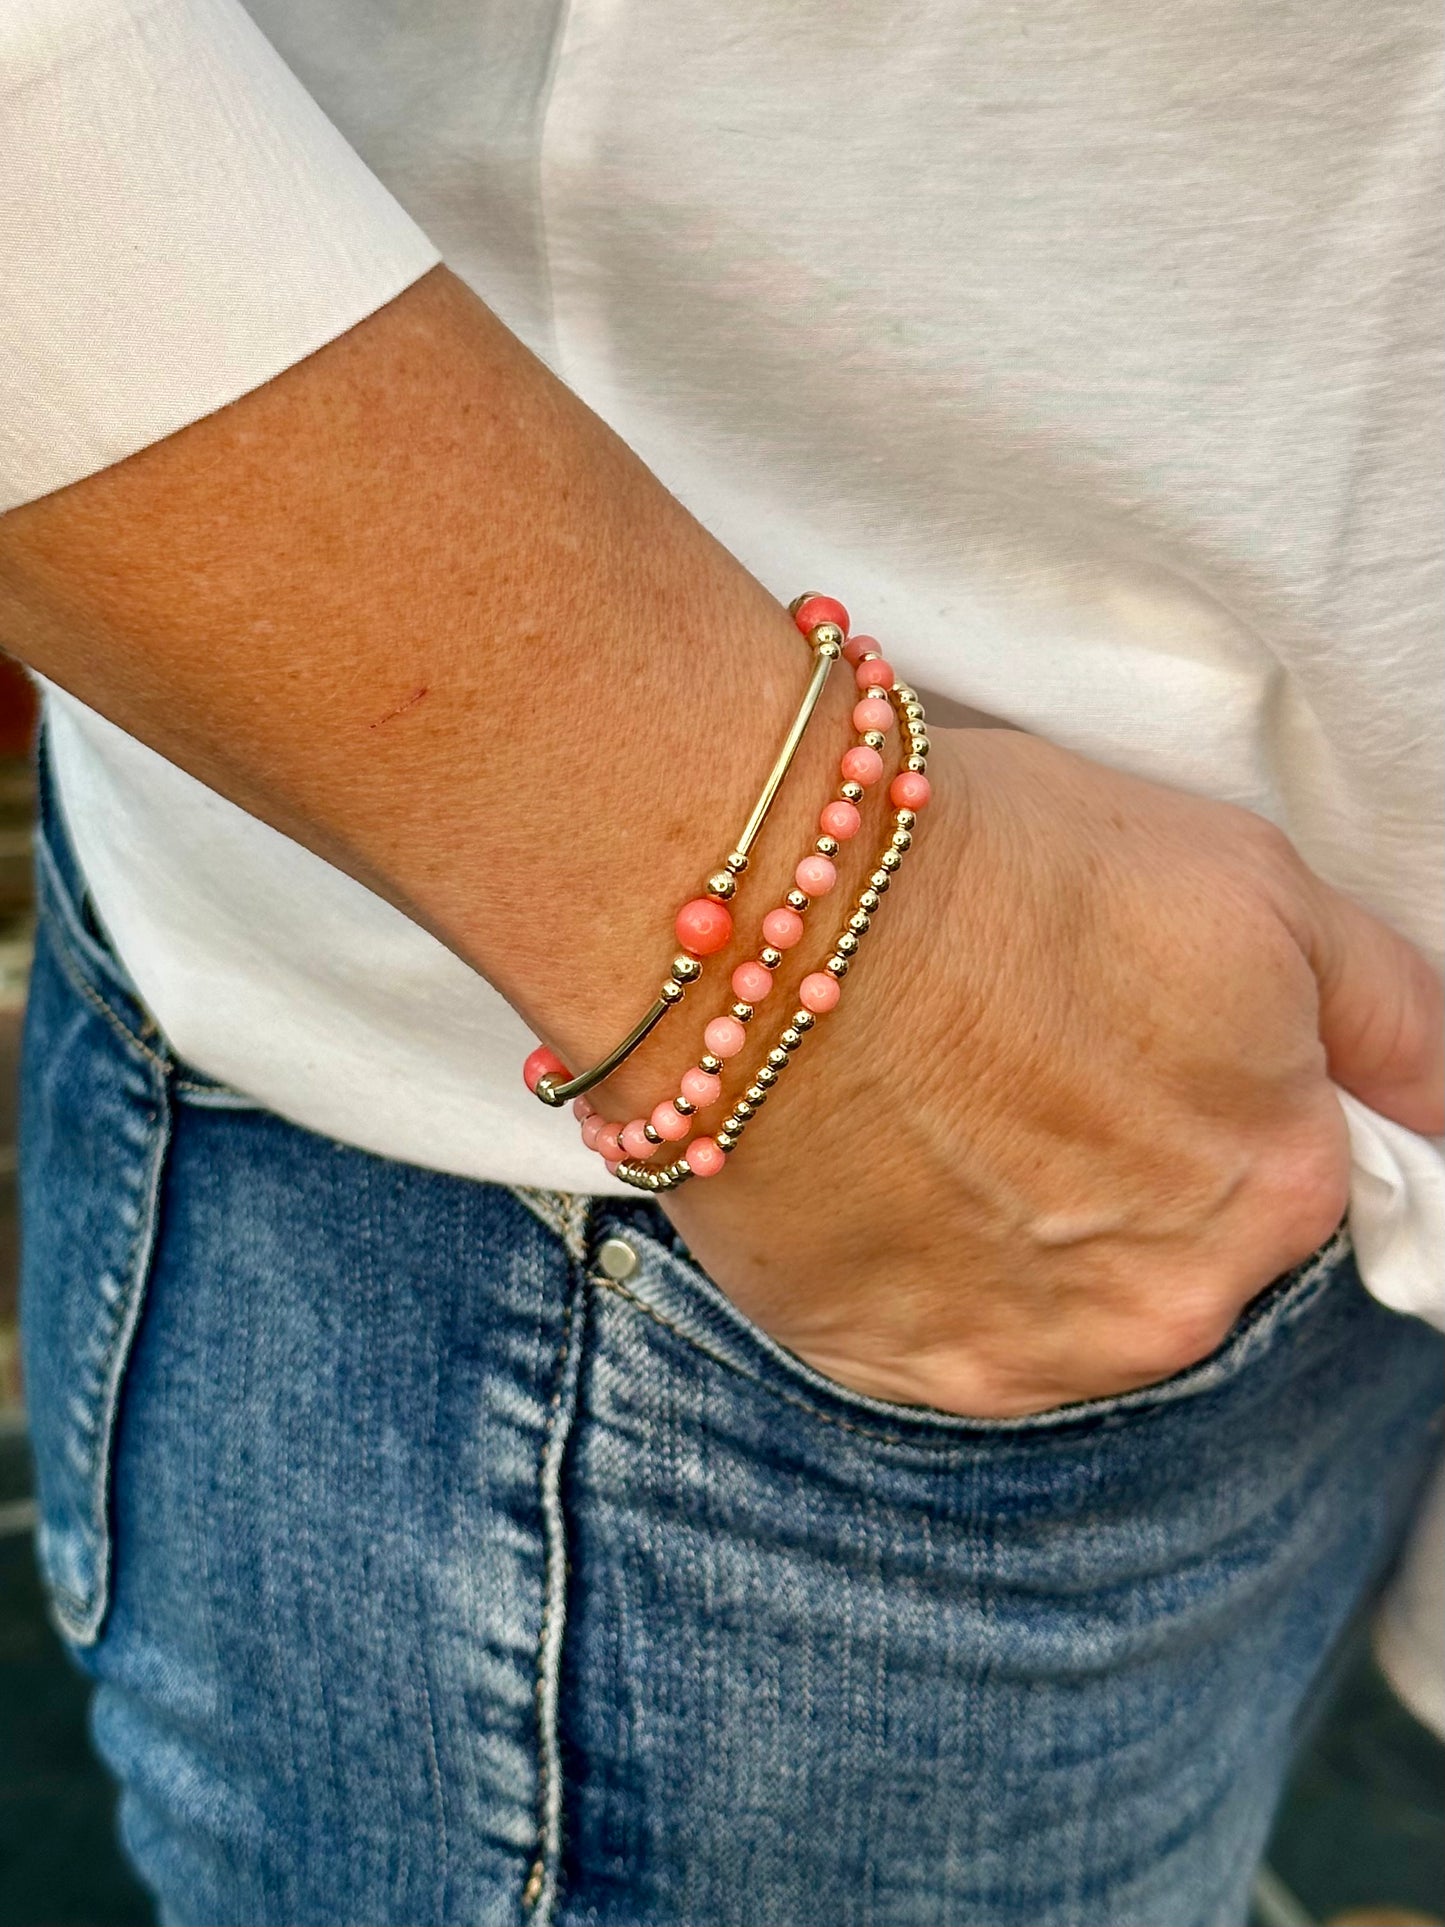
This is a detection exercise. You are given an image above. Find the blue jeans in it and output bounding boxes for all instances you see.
[21,753,1445,1927]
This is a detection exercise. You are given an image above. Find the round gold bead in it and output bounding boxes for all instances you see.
[699,1053,723,1075]
[849,910,871,934]
[764,1047,786,1070]
[673,1095,696,1116]
[643,1122,663,1144]
[735,1099,756,1121]
[716,1132,738,1152]
[870,870,892,892]
[670,954,703,984]
[892,828,913,852]
[894,683,918,703]
[757,1065,778,1087]
[760,945,783,970]
[896,808,916,830]
[840,780,865,804]
[906,754,928,775]
[904,701,925,722]
[862,731,886,751]
[792,1009,816,1031]
[910,733,931,757]
[780,1029,802,1051]
[836,932,859,956]
[705,869,737,902]
[745,1084,768,1105]
[825,954,849,978]
[786,888,810,912]
[725,850,749,875]
[815,834,840,858]
[661,979,686,1004]
[880,848,903,872]
[732,1001,755,1023]
[859,889,881,912]
[809,622,846,653]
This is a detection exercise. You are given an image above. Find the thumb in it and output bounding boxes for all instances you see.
[1303,879,1443,1136]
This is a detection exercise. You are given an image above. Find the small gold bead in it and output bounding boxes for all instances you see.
[906,754,928,775]
[643,1122,663,1144]
[767,1047,789,1070]
[892,828,913,852]
[716,1132,738,1152]
[849,910,871,934]
[896,808,916,830]
[895,684,918,702]
[745,1084,768,1105]
[825,954,850,978]
[904,701,925,722]
[699,1053,723,1075]
[705,869,737,902]
[792,1009,815,1031]
[859,889,881,913]
[760,946,783,970]
[670,954,703,984]
[836,932,859,956]
[786,888,810,912]
[757,1065,778,1086]
[673,1095,696,1116]
[809,622,845,653]
[732,1001,754,1023]
[725,850,749,875]
[840,780,865,804]
[815,834,840,857]
[661,979,686,1004]
[910,733,931,757]
[880,848,903,872]
[780,1027,802,1049]
[862,731,886,751]
[722,1115,745,1135]
[735,1099,755,1120]
[870,870,892,892]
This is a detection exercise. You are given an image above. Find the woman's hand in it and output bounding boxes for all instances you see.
[656,727,1443,1417]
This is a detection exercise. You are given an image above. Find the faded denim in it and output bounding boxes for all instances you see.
[21,754,1444,1927]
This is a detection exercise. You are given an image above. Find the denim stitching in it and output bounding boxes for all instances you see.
[588,1228,1348,1453]
[524,1254,588,1921]
[38,909,168,1077]
[50,1057,172,1644]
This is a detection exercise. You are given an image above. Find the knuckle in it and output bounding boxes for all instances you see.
[1254,1129,1352,1261]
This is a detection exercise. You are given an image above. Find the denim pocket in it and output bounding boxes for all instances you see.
[588,1208,1354,1451]
[20,815,173,1645]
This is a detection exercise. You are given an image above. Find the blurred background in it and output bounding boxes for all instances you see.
[0,656,1438,1927]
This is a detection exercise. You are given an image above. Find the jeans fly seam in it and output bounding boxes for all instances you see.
[524,1257,588,1922]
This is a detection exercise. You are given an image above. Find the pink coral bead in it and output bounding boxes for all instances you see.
[650,1101,691,1143]
[794,855,838,897]
[581,1114,607,1151]
[704,1015,748,1058]
[571,1096,594,1121]
[675,896,734,957]
[842,632,879,665]
[732,959,773,1003]
[840,745,885,787]
[855,656,894,691]
[680,1066,722,1109]
[820,799,862,841]
[791,594,850,638]
[523,1046,568,1093]
[762,906,805,949]
[620,1119,655,1160]
[685,1136,727,1178]
[799,972,841,1014]
[852,697,894,734]
[890,770,932,810]
[596,1122,625,1161]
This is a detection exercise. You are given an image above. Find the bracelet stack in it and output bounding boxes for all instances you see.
[521,593,930,1189]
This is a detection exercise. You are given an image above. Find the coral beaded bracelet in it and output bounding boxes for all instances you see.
[520,592,931,1189]
[521,607,845,1109]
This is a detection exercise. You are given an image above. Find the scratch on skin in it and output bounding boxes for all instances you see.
[369,685,429,728]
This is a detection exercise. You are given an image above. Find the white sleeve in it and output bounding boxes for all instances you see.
[0,0,440,513]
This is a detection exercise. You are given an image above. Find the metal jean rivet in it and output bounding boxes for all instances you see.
[597,1236,640,1281]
